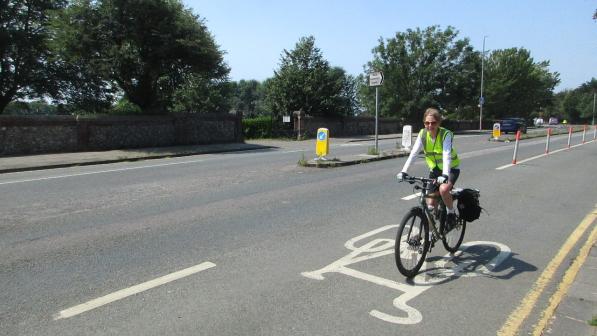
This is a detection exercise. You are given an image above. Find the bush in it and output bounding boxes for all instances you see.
[111,99,142,115]
[243,116,273,139]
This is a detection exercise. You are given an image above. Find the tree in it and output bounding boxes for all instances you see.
[48,0,116,114]
[52,0,229,114]
[360,26,479,122]
[0,0,67,113]
[169,74,232,114]
[324,67,359,117]
[265,36,357,118]
[550,78,597,123]
[483,48,559,120]
[231,79,265,118]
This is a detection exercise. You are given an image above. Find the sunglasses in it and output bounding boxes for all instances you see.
[424,121,438,126]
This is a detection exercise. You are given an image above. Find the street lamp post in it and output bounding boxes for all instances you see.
[479,36,487,131]
[591,92,597,126]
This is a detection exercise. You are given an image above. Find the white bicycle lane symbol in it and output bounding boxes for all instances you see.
[301,224,511,325]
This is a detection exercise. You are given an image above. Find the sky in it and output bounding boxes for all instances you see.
[183,1,596,92]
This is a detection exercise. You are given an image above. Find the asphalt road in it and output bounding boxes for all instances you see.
[0,132,595,335]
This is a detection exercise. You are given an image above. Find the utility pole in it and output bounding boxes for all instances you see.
[479,36,487,131]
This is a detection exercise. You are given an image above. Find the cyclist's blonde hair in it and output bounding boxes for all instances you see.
[423,108,442,123]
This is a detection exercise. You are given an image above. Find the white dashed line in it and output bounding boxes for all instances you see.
[401,193,422,200]
[54,261,216,320]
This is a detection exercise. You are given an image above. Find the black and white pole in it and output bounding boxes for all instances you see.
[567,127,572,149]
[582,124,587,144]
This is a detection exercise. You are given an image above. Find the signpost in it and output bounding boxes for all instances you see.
[369,71,384,153]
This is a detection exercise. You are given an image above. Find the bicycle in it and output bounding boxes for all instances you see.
[394,175,480,278]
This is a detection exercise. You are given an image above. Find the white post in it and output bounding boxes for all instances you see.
[545,128,551,154]
[582,125,586,144]
[567,127,572,148]
[512,131,521,164]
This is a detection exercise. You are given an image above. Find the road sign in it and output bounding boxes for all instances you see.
[479,96,485,105]
[369,72,384,86]
[316,128,329,158]
[492,123,501,139]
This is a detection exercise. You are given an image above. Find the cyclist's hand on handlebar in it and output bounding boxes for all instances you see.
[396,172,409,181]
[437,174,449,184]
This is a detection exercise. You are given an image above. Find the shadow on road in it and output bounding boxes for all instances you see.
[406,244,537,285]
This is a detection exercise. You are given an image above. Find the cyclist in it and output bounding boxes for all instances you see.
[397,107,461,229]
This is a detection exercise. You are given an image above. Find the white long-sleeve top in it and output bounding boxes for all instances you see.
[400,131,454,176]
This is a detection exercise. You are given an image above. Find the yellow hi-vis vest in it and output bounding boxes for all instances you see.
[419,127,460,170]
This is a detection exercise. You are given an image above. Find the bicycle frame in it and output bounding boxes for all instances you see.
[408,177,447,242]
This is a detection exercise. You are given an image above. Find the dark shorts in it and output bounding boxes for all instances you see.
[429,167,460,185]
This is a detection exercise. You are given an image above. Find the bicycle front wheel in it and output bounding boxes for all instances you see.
[442,217,466,253]
[395,208,429,278]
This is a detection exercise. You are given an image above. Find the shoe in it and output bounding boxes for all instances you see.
[445,213,456,232]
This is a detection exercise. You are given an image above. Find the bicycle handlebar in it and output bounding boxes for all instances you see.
[398,176,439,193]
[399,176,436,185]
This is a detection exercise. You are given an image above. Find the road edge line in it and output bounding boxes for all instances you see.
[497,205,597,336]
[531,221,597,336]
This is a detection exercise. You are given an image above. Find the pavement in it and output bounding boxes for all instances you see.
[0,133,595,335]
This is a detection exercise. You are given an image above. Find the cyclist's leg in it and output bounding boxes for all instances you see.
[427,169,441,208]
[439,168,460,209]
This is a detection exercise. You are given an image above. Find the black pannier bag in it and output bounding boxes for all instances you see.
[457,188,482,222]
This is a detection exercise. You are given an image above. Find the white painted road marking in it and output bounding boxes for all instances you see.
[302,225,511,325]
[402,193,421,200]
[0,148,310,185]
[0,158,209,186]
[54,261,216,320]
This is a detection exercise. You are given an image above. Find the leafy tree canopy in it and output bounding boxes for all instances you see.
[0,0,67,113]
[547,78,596,123]
[483,48,559,120]
[52,0,229,114]
[360,26,479,122]
[230,79,266,118]
[265,36,357,118]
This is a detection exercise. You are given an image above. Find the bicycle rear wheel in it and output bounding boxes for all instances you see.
[395,208,429,278]
[442,216,466,253]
